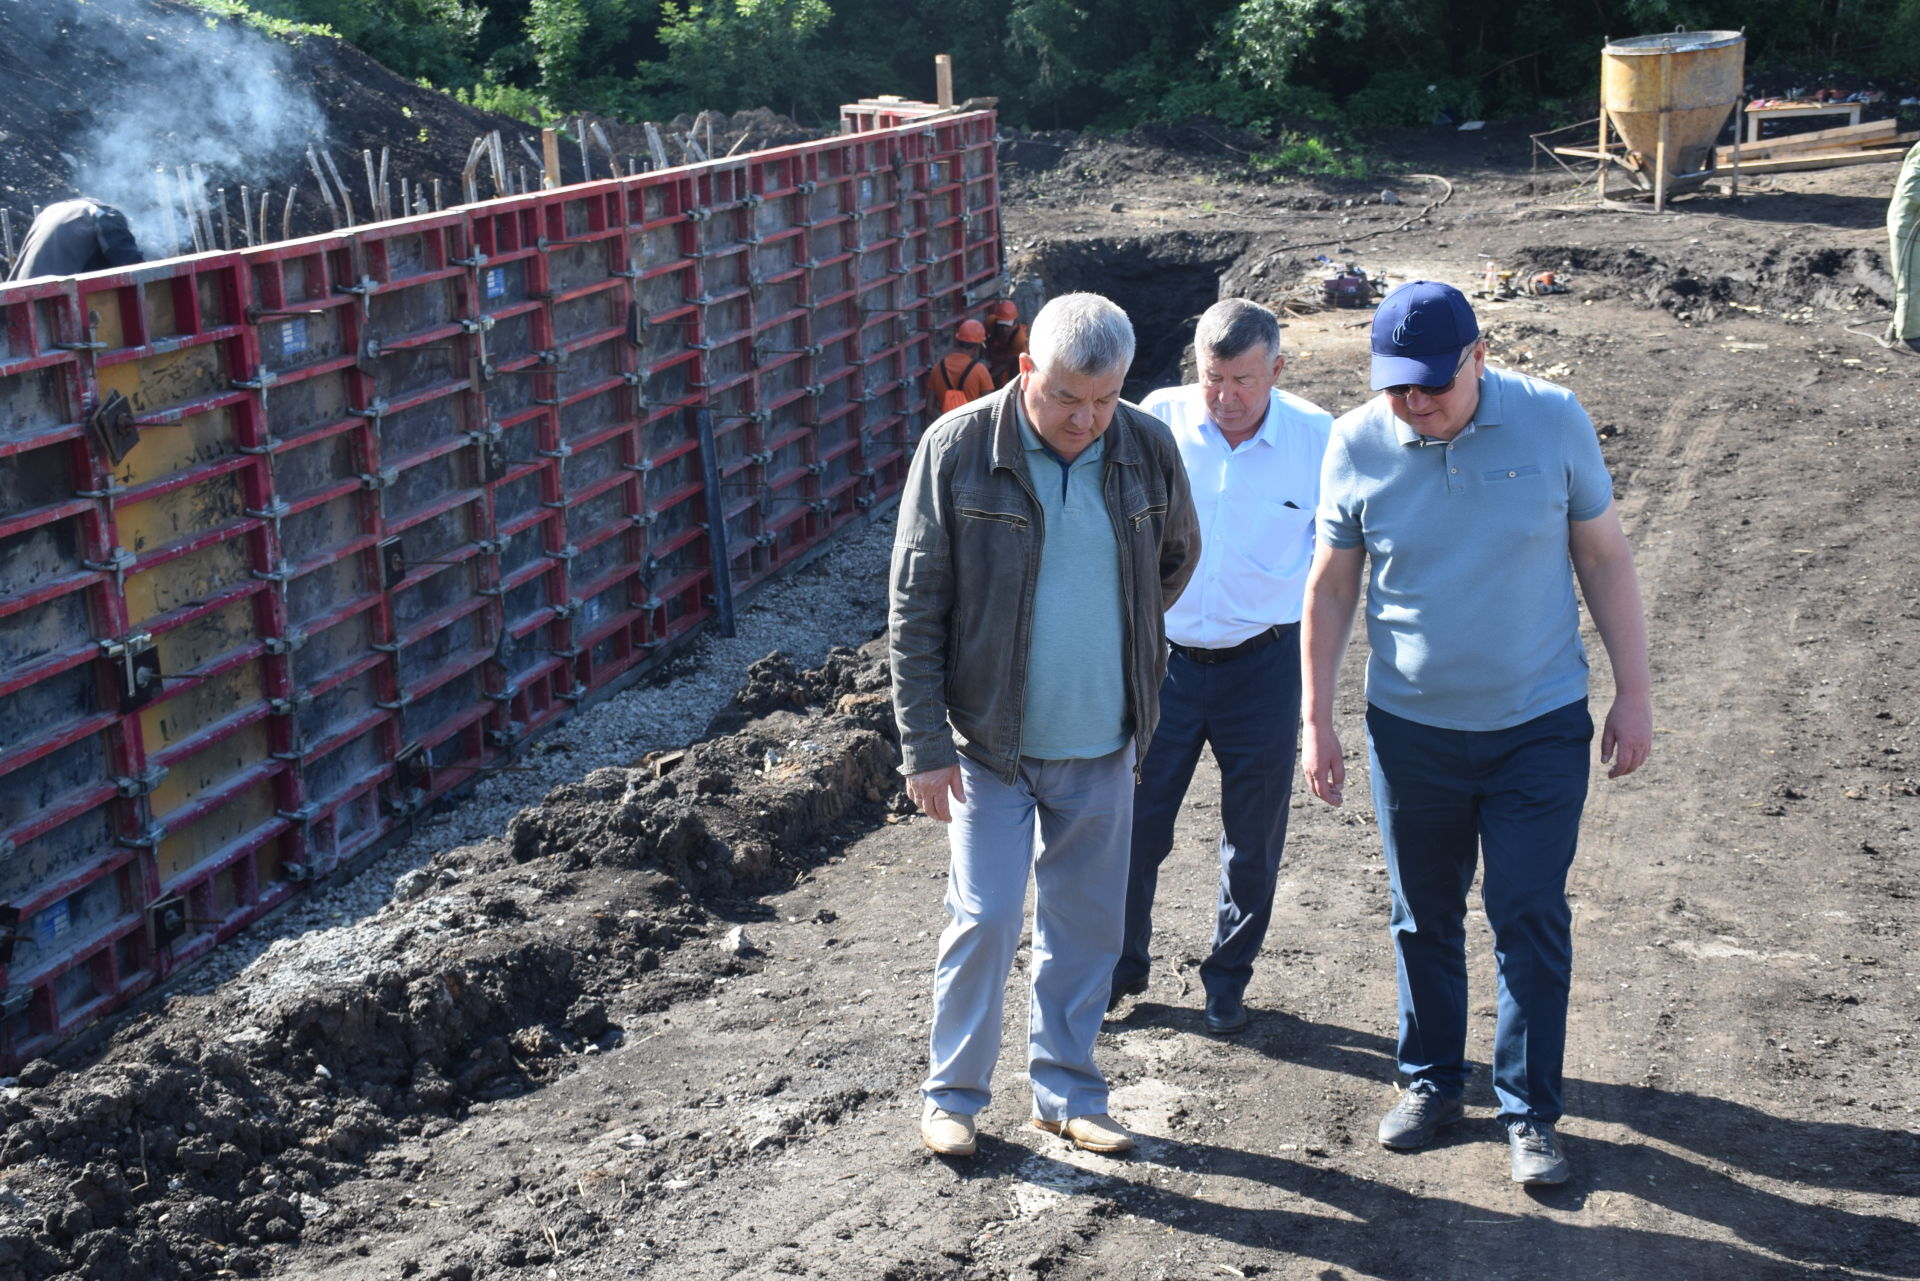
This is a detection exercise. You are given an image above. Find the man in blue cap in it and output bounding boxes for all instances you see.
[1299,280,1652,1186]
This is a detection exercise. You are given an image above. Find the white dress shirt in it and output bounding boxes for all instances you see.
[1141,383,1333,647]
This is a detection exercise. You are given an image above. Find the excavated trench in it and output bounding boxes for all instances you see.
[1009,233,1254,394]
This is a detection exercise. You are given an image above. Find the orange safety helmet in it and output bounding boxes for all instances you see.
[956,318,987,344]
[990,300,1019,323]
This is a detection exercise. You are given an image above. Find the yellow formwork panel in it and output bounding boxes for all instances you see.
[151,597,258,675]
[117,474,247,558]
[140,666,267,763]
[157,779,276,885]
[112,410,236,488]
[123,537,252,624]
[83,286,134,351]
[95,345,227,420]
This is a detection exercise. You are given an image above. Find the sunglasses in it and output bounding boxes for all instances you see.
[1384,347,1476,399]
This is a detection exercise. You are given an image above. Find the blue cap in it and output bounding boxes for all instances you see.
[1370,281,1480,390]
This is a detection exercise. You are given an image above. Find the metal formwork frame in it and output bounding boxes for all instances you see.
[0,103,999,1067]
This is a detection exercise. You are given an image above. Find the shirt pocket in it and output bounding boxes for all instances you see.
[1482,464,1543,482]
[1242,499,1316,576]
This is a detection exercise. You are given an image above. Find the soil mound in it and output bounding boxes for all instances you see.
[0,640,899,1280]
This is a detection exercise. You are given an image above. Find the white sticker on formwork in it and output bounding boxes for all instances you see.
[36,900,70,944]
[279,317,308,355]
[485,267,508,300]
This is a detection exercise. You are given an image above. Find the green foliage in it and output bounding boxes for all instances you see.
[1343,69,1482,131]
[195,0,1920,138]
[1254,130,1370,177]
[186,1,335,39]
[456,76,556,123]
[211,0,489,87]
[643,0,835,116]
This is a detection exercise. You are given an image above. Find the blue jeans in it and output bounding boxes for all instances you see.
[923,746,1135,1121]
[1365,699,1592,1125]
[1117,627,1300,1001]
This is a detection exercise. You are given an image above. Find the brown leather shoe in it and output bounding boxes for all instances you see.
[1032,1113,1135,1153]
[921,1105,976,1156]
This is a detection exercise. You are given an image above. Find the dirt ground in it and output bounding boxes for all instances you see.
[2,119,1918,1280]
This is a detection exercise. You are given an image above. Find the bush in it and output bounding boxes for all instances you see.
[1254,130,1370,178]
[1343,69,1483,130]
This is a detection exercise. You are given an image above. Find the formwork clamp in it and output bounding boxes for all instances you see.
[119,822,168,850]
[338,276,380,318]
[453,251,489,269]
[263,629,308,656]
[84,546,137,578]
[359,467,399,491]
[375,691,413,712]
[797,181,818,194]
[231,367,277,393]
[686,206,714,222]
[459,315,496,335]
[99,632,160,710]
[269,692,314,716]
[246,499,291,522]
[114,766,169,798]
[350,398,391,423]
[624,456,654,474]
[552,599,583,622]
[545,544,579,563]
[630,510,659,529]
[252,561,296,585]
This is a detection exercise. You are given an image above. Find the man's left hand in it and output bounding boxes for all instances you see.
[1600,693,1653,779]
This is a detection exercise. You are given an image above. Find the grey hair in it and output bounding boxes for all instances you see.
[1027,293,1135,377]
[1194,298,1280,363]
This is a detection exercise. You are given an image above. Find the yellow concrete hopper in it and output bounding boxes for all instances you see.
[1600,30,1745,208]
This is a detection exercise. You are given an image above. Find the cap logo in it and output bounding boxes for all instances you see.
[1391,311,1426,347]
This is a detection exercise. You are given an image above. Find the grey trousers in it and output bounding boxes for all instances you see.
[922,745,1134,1121]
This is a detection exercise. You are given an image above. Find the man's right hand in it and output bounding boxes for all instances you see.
[907,765,967,822]
[1301,721,1345,807]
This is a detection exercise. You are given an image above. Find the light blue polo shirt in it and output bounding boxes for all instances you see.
[1317,365,1614,731]
[1015,411,1129,759]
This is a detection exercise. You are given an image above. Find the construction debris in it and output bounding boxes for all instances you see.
[1719,116,1918,174]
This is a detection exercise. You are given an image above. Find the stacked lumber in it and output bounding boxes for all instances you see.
[1717,118,1917,174]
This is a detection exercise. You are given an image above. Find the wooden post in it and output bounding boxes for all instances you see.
[935,54,954,109]
[1727,94,1742,198]
[1596,111,1609,202]
[542,128,562,189]
[1654,49,1673,213]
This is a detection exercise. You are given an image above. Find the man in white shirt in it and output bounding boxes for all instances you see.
[1110,298,1332,1033]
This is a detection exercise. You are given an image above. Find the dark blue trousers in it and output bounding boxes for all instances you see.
[1365,699,1593,1125]
[1117,626,1300,1001]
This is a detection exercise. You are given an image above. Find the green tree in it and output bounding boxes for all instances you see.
[645,0,836,115]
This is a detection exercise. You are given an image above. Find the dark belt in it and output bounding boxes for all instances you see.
[1168,623,1293,666]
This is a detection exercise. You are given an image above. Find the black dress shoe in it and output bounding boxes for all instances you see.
[1106,974,1149,1012]
[1203,993,1249,1034]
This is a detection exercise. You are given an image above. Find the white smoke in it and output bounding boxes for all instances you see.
[24,0,328,257]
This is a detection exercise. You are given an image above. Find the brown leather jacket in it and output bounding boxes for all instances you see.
[888,379,1200,782]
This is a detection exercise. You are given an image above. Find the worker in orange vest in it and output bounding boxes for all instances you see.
[928,318,996,417]
[984,300,1029,387]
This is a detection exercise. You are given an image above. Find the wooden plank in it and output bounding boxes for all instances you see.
[1723,143,1916,175]
[1716,118,1894,164]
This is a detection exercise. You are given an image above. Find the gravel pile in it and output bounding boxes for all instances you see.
[179,514,897,993]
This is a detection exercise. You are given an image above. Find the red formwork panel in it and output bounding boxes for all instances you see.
[0,103,1000,1067]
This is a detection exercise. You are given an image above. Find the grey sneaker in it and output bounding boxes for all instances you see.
[1507,1119,1570,1185]
[1377,1082,1466,1150]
